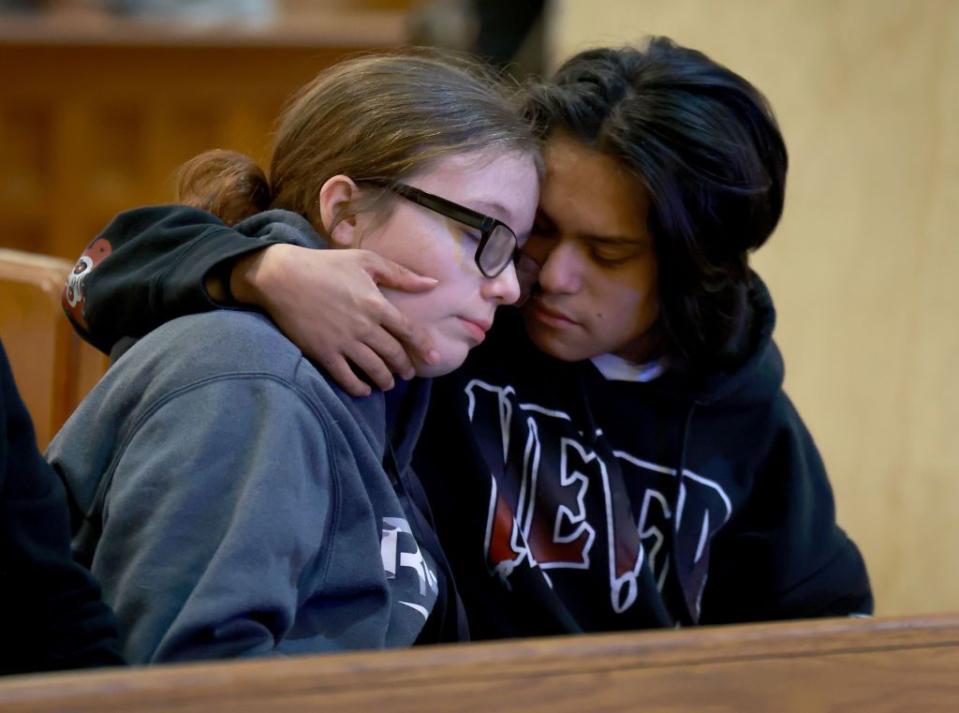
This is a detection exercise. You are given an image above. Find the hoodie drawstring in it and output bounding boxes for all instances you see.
[671,400,702,625]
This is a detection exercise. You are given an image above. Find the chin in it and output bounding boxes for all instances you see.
[415,362,453,378]
[412,343,468,378]
[525,324,596,363]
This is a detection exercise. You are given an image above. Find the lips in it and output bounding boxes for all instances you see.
[458,316,492,343]
[528,299,579,327]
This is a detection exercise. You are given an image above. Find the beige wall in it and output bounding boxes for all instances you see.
[549,0,959,615]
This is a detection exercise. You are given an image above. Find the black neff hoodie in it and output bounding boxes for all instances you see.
[415,276,872,639]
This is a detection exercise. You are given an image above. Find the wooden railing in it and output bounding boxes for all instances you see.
[1,614,957,712]
[0,249,107,448]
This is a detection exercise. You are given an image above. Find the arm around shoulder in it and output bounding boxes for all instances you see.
[64,205,288,353]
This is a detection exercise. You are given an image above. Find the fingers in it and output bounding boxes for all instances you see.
[363,329,417,381]
[363,252,438,292]
[378,307,439,368]
[345,343,396,392]
[406,327,441,368]
[317,354,373,398]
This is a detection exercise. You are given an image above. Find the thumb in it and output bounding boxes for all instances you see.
[364,253,438,292]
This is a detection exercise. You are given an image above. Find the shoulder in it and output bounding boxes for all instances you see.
[127,311,301,376]
[104,311,350,409]
[56,311,345,452]
[126,312,382,448]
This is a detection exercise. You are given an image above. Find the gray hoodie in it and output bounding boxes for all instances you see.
[47,214,444,663]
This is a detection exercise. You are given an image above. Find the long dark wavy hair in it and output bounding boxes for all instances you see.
[523,37,788,369]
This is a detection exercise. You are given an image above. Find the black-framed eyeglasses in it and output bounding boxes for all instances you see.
[362,180,518,278]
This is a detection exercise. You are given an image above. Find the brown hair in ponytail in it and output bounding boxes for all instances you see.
[175,50,539,230]
[176,149,271,226]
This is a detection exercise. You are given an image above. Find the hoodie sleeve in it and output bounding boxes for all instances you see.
[699,394,873,624]
[63,205,290,354]
[93,373,335,664]
[1,342,124,674]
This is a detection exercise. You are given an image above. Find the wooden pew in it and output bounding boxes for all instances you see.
[0,249,107,449]
[0,614,956,712]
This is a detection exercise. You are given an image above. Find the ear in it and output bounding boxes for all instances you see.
[318,175,361,248]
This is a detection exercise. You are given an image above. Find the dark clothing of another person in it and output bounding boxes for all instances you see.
[0,341,123,675]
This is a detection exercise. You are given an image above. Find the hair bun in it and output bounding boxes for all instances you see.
[175,149,271,225]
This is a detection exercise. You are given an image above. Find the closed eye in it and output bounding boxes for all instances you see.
[588,239,648,265]
[461,228,483,243]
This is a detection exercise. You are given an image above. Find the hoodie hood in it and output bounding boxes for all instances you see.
[232,209,325,249]
[641,272,784,409]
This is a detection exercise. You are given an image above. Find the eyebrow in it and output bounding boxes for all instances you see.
[582,233,649,245]
[535,208,649,246]
[466,200,512,221]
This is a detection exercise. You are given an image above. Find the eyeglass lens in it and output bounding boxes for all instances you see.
[478,224,516,276]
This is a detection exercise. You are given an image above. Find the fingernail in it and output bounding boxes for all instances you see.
[427,350,441,365]
[404,369,416,380]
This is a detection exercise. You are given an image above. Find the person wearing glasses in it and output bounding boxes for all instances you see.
[46,51,539,663]
[56,38,871,641]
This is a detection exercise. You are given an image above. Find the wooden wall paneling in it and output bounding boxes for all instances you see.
[222,103,279,167]
[91,104,147,208]
[0,16,407,428]
[0,104,50,255]
[0,14,408,260]
[141,100,177,204]
[46,96,88,261]
[0,104,51,238]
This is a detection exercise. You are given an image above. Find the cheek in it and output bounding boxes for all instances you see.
[388,286,475,377]
[382,288,445,326]
[383,279,469,328]
[375,223,473,281]
[367,215,484,330]
[591,270,658,330]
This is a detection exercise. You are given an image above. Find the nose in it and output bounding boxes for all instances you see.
[481,260,521,305]
[537,239,582,295]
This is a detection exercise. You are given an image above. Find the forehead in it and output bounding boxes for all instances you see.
[540,133,649,237]
[409,149,539,229]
